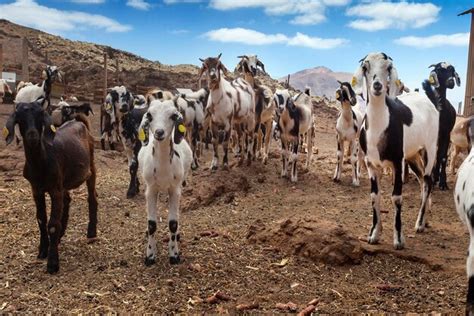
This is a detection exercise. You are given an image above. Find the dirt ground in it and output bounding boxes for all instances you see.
[0,102,469,314]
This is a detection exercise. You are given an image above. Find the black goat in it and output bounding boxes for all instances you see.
[422,62,460,190]
[4,101,98,274]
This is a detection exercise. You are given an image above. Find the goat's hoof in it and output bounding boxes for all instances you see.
[352,181,360,187]
[144,256,156,266]
[333,177,340,183]
[211,165,218,171]
[415,225,425,233]
[47,263,59,274]
[222,164,229,171]
[126,190,137,199]
[393,241,405,250]
[367,235,379,245]
[169,255,180,265]
[37,249,48,260]
[439,183,448,191]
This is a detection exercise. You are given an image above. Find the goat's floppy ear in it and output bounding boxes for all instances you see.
[198,66,206,89]
[42,111,56,145]
[256,60,266,74]
[454,71,461,87]
[351,65,365,95]
[429,71,440,88]
[4,112,16,145]
[138,112,152,146]
[173,112,186,144]
[388,65,399,98]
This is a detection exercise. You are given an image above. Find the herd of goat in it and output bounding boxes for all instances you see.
[2,52,474,312]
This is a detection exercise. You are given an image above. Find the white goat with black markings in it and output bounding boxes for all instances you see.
[454,120,474,315]
[198,53,256,170]
[354,52,439,250]
[333,81,364,186]
[274,89,314,182]
[138,99,192,265]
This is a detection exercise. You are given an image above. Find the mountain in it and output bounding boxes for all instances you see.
[279,66,352,98]
[0,19,281,102]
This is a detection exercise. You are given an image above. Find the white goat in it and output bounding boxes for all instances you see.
[198,53,256,170]
[138,99,192,265]
[333,81,364,186]
[454,119,474,315]
[15,65,61,110]
[274,89,314,182]
[353,52,439,250]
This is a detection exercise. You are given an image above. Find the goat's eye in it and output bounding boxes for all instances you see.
[170,113,179,121]
[146,112,152,121]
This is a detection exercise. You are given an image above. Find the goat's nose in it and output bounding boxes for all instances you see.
[373,81,382,91]
[154,129,165,140]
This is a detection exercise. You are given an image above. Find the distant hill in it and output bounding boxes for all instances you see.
[279,66,352,98]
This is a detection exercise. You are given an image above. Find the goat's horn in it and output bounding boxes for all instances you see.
[217,53,222,59]
[428,64,437,68]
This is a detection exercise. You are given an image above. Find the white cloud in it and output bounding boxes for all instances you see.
[346,1,440,31]
[394,33,469,48]
[0,0,131,33]
[126,0,151,10]
[203,0,351,25]
[203,27,348,49]
[70,0,105,3]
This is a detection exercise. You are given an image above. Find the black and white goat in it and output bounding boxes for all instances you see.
[235,55,274,164]
[15,65,62,111]
[51,101,94,127]
[454,119,474,314]
[198,53,256,170]
[423,62,460,190]
[138,99,192,265]
[353,52,439,249]
[274,89,314,182]
[333,81,364,186]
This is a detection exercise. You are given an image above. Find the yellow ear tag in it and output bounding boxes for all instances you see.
[429,76,435,84]
[395,79,401,87]
[178,124,186,134]
[138,128,146,141]
[50,125,56,133]
[335,91,340,99]
[351,76,357,87]
[2,127,9,138]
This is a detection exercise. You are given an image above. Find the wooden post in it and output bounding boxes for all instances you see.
[103,52,108,99]
[21,38,29,82]
[0,43,3,76]
[459,8,474,116]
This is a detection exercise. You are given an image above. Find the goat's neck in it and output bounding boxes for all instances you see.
[209,78,225,101]
[435,85,447,104]
[366,95,389,127]
[244,72,256,88]
[154,139,174,166]
[23,138,49,170]
[340,102,353,122]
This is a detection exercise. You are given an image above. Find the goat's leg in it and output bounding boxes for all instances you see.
[256,125,263,159]
[391,160,405,250]
[367,164,382,244]
[59,191,71,242]
[450,145,459,174]
[281,136,288,178]
[33,188,48,259]
[191,124,199,170]
[306,125,314,170]
[222,129,230,170]
[438,139,450,190]
[168,186,181,264]
[333,134,344,182]
[144,186,158,266]
[290,140,299,183]
[247,129,255,166]
[47,190,64,274]
[415,173,433,234]
[262,120,272,164]
[210,126,219,171]
[100,131,106,151]
[466,213,474,314]
[350,139,359,186]
[86,167,98,239]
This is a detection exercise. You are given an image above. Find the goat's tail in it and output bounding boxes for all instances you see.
[75,113,91,130]
[422,80,438,109]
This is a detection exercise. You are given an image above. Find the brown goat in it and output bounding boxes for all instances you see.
[4,101,98,274]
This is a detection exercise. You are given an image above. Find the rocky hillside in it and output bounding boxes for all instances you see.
[0,19,282,102]
[280,66,352,99]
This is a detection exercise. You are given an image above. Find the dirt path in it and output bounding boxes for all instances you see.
[0,103,468,313]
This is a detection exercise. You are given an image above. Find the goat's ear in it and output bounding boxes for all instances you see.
[173,113,185,144]
[85,103,94,116]
[454,71,461,87]
[197,67,206,89]
[351,65,364,95]
[429,71,440,88]
[4,112,16,145]
[138,112,152,146]
[219,62,230,76]
[388,65,399,98]
[257,60,266,74]
[42,112,56,145]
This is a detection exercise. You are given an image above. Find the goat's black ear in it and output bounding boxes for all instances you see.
[4,112,16,145]
[174,113,186,144]
[257,60,266,74]
[86,103,94,116]
[42,112,56,145]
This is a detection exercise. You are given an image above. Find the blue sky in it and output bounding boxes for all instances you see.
[0,0,471,105]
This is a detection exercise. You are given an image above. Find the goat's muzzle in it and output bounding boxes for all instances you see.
[154,129,165,141]
[373,81,383,96]
[25,129,40,146]
[447,78,455,89]
[119,104,129,113]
